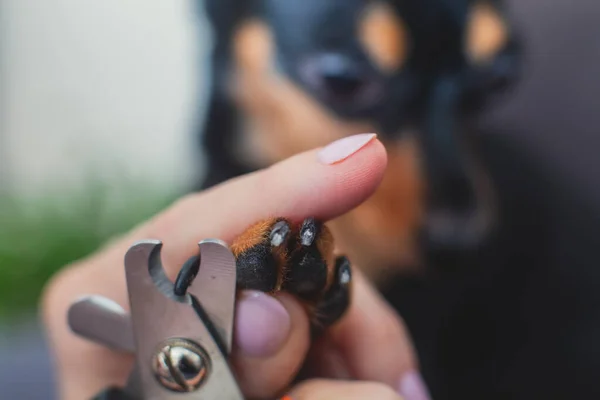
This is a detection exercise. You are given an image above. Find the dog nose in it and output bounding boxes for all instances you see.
[298,53,379,108]
[319,56,365,96]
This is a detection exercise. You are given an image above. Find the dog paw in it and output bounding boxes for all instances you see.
[231,217,352,329]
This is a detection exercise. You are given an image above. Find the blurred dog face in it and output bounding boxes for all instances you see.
[259,0,414,121]
[227,0,521,284]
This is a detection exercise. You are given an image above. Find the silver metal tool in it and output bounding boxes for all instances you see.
[67,239,244,400]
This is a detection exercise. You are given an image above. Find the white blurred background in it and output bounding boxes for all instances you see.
[1,0,211,199]
[0,1,212,398]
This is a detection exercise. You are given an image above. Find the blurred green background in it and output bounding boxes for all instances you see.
[0,184,179,321]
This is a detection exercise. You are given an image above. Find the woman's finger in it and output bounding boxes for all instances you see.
[303,267,432,400]
[41,133,387,400]
[287,379,403,400]
[231,291,310,398]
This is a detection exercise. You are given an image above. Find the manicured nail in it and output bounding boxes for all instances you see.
[317,133,377,165]
[235,290,291,357]
[398,371,432,400]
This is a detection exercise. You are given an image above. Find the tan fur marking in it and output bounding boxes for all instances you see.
[230,218,279,256]
[359,2,410,72]
[466,1,508,64]
[232,19,272,75]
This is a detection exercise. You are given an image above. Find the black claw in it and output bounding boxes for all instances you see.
[174,255,201,296]
[299,218,319,246]
[270,220,291,247]
[312,256,352,329]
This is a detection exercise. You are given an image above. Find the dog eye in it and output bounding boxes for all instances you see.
[465,1,508,65]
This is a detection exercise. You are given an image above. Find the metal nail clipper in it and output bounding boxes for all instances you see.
[67,239,245,399]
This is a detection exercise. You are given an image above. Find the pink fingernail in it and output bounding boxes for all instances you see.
[398,371,432,400]
[235,291,291,358]
[317,133,377,165]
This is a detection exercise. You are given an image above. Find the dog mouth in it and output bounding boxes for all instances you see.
[411,72,501,257]
[421,193,495,253]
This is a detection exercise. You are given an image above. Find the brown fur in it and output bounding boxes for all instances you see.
[230,218,277,255]
[466,1,509,64]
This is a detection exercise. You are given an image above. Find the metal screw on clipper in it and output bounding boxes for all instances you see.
[151,338,211,393]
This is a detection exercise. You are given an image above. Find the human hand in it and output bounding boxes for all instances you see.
[41,133,432,400]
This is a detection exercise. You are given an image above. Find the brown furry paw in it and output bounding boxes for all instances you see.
[231,217,352,329]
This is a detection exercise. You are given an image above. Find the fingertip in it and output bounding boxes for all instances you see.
[266,134,388,224]
[319,134,388,213]
[234,290,292,358]
[316,133,379,165]
[232,291,311,399]
[323,134,388,185]
[289,379,403,400]
[397,371,433,400]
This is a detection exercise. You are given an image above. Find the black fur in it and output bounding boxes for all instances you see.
[283,218,329,300]
[235,244,281,293]
[312,256,353,329]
